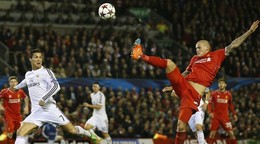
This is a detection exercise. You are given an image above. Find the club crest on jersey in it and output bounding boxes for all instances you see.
[9,95,12,98]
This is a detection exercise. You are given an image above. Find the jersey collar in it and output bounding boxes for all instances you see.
[32,66,44,72]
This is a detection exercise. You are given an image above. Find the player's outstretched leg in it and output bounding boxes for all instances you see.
[131,38,168,69]
[75,126,101,144]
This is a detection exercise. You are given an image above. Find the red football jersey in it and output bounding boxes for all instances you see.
[0,88,27,117]
[208,90,236,119]
[185,49,226,87]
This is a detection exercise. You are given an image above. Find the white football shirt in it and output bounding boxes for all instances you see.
[198,98,205,111]
[15,66,60,112]
[90,91,108,119]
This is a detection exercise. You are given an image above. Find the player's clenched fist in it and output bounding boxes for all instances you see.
[39,100,45,106]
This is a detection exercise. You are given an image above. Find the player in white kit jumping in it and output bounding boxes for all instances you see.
[162,86,210,144]
[83,82,112,144]
[14,49,101,144]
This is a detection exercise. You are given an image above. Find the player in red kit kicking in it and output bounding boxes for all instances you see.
[0,76,29,144]
[131,20,259,144]
[207,78,238,144]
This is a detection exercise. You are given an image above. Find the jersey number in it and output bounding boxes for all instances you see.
[59,115,65,121]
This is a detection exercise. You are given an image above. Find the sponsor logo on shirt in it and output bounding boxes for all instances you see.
[28,82,40,88]
[194,57,211,64]
[8,98,20,103]
[217,98,228,103]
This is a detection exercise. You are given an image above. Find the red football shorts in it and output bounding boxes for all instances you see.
[166,67,201,123]
[4,114,22,133]
[210,117,233,131]
[178,107,196,123]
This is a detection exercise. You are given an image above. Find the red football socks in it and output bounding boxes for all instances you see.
[207,138,215,144]
[141,55,167,69]
[175,132,187,144]
[7,137,15,144]
[231,139,237,144]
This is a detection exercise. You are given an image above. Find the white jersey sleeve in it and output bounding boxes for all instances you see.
[15,79,27,89]
[41,69,60,102]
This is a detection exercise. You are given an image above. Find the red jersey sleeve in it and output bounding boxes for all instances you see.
[213,48,226,63]
[0,89,6,98]
[186,56,197,71]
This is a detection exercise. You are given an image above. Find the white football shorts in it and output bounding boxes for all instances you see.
[86,116,109,133]
[23,104,70,127]
[188,109,205,132]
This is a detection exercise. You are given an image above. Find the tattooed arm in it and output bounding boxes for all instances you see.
[225,20,259,55]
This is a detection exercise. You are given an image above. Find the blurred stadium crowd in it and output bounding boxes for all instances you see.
[0,82,259,140]
[0,0,259,78]
[0,0,259,141]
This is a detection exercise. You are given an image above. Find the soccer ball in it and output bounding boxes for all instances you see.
[98,3,116,19]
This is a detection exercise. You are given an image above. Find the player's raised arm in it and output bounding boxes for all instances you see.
[225,20,259,55]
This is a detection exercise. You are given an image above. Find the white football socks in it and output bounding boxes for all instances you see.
[15,136,27,144]
[197,130,206,144]
[74,126,91,137]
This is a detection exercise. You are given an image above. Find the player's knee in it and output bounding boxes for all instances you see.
[166,59,176,73]
[209,131,216,138]
[195,124,203,131]
[6,133,13,138]
[68,128,78,135]
[17,124,38,136]
[176,121,187,132]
